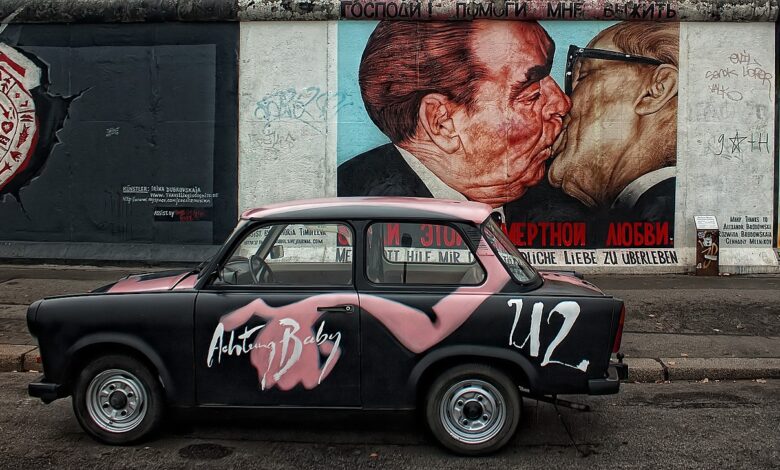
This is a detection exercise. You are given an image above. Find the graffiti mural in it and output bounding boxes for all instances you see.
[0,43,69,201]
[0,23,238,251]
[336,20,679,264]
[208,294,350,391]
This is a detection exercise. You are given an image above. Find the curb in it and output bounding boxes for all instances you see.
[625,357,780,382]
[0,345,40,373]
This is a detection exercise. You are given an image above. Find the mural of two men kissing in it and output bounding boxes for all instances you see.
[337,20,679,250]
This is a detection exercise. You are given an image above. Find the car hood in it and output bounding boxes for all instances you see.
[106,270,197,293]
[536,271,605,297]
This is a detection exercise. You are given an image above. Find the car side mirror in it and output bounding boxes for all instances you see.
[270,245,284,259]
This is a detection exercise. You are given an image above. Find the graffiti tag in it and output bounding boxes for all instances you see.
[708,83,743,102]
[208,318,342,391]
[507,299,589,372]
[210,294,353,391]
[254,86,353,135]
[710,130,770,161]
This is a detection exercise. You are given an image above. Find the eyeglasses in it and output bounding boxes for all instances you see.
[564,44,663,95]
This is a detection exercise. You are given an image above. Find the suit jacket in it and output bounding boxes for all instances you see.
[337,144,433,197]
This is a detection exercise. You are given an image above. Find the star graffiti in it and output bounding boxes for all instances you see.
[728,131,747,153]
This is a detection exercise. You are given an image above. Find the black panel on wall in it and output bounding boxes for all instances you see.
[0,23,238,246]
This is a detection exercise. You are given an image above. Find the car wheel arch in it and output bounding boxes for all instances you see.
[408,346,540,407]
[64,334,174,401]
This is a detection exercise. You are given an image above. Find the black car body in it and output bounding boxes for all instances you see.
[28,197,626,454]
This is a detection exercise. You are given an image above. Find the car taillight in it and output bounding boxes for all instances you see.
[612,305,625,353]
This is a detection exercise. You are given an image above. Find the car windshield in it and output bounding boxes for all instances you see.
[482,218,538,284]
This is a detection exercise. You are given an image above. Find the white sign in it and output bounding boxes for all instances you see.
[694,216,719,230]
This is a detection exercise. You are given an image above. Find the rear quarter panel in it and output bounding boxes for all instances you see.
[421,293,618,395]
[359,289,618,408]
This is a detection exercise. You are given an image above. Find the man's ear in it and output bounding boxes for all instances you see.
[634,64,678,116]
[417,93,461,154]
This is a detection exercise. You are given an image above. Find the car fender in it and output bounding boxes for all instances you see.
[65,332,177,402]
[407,345,541,401]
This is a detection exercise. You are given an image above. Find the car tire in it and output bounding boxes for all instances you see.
[72,354,164,445]
[425,363,521,455]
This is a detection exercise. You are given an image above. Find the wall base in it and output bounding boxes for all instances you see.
[0,241,220,265]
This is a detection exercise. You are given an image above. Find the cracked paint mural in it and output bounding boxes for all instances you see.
[0,43,68,201]
[0,23,239,249]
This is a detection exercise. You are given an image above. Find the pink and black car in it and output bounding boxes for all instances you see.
[27,197,626,455]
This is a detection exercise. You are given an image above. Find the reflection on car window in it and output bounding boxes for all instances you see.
[366,222,485,285]
[220,222,353,286]
[482,219,537,283]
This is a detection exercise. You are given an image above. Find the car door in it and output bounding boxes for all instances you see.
[356,220,493,409]
[194,221,361,407]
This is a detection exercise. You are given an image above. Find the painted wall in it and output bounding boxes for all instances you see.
[0,23,238,256]
[0,13,775,272]
[237,19,778,273]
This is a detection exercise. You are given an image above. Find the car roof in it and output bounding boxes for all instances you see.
[240,197,493,224]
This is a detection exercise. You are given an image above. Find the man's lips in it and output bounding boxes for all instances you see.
[551,126,568,157]
[535,146,552,162]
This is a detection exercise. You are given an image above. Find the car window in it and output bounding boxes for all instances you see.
[219,222,353,286]
[366,222,485,285]
[482,218,537,283]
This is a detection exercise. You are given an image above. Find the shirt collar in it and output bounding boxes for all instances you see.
[612,166,676,210]
[395,145,467,201]
[395,145,505,221]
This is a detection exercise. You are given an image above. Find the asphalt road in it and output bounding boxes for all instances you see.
[1,373,777,469]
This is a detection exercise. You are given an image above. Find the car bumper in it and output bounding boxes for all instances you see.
[587,362,629,395]
[28,376,65,404]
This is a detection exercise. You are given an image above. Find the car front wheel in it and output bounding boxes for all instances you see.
[425,363,521,455]
[72,354,164,445]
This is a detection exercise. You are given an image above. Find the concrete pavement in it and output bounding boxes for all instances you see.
[1,264,779,382]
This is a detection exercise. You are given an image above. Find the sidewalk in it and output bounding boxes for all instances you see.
[1,264,779,382]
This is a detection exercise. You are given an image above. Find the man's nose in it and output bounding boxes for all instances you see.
[542,76,572,120]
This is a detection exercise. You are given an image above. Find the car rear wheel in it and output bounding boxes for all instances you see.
[425,363,521,455]
[72,354,164,445]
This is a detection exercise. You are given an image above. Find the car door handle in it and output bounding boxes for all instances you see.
[317,304,355,313]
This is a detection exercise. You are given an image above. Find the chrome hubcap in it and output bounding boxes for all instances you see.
[440,379,506,444]
[86,369,147,433]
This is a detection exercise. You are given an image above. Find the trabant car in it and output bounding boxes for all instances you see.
[27,197,627,455]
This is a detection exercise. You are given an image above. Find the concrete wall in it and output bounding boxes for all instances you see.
[0,1,776,272]
[235,19,778,273]
[238,22,339,209]
[677,22,776,273]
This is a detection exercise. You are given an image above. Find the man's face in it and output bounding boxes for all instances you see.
[448,22,571,206]
[547,32,649,208]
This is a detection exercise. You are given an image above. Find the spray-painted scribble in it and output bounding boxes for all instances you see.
[710,130,771,162]
[254,86,353,134]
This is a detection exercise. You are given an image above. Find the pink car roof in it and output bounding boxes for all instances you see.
[240,197,494,224]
